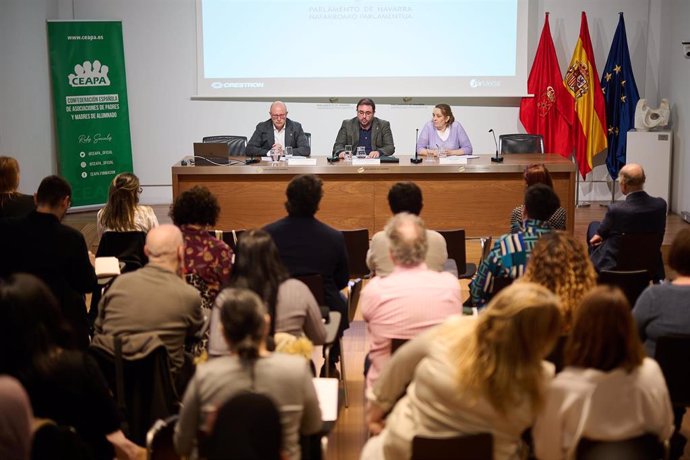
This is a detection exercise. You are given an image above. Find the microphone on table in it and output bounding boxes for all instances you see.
[410,128,422,164]
[489,129,503,163]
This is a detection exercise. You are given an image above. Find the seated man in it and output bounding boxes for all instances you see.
[245,101,310,157]
[332,97,395,159]
[366,182,447,277]
[470,184,560,309]
[94,224,204,375]
[588,163,666,274]
[362,213,461,390]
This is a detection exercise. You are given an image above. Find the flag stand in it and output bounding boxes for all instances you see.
[573,155,591,207]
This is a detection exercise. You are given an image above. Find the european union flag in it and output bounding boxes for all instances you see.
[601,13,639,179]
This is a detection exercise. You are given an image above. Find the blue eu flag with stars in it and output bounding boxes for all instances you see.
[601,13,639,179]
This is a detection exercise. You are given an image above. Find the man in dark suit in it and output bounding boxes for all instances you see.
[264,174,349,375]
[0,175,97,348]
[588,163,667,273]
[332,97,395,159]
[245,101,311,157]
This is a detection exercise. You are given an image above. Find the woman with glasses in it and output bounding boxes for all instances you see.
[415,104,473,157]
[96,172,158,237]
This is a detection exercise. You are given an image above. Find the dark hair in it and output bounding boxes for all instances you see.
[230,229,289,335]
[524,164,554,188]
[169,185,220,226]
[669,228,690,276]
[388,182,423,215]
[217,288,266,362]
[285,174,322,217]
[35,175,71,208]
[0,274,73,377]
[565,286,645,372]
[0,156,20,195]
[434,104,455,126]
[100,172,140,231]
[356,98,376,112]
[524,183,560,222]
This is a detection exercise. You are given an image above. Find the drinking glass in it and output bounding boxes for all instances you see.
[424,145,436,163]
[270,147,281,165]
[356,146,366,159]
[344,144,353,162]
[438,146,447,158]
[285,146,293,158]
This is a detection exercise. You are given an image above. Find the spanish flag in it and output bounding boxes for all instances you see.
[564,12,608,179]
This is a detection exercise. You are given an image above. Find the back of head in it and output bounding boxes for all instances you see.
[524,183,560,222]
[669,228,690,276]
[566,286,644,372]
[523,163,554,188]
[100,172,140,231]
[35,175,71,209]
[216,288,267,362]
[522,232,597,331]
[385,212,428,268]
[285,174,322,217]
[170,185,220,227]
[455,282,561,414]
[0,156,20,194]
[618,163,646,192]
[388,182,423,215]
[145,224,183,268]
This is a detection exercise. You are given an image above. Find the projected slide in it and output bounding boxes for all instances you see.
[196,0,528,98]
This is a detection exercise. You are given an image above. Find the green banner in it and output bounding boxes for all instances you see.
[47,21,133,207]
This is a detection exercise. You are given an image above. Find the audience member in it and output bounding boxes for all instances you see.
[246,101,311,157]
[170,186,233,311]
[362,213,461,390]
[521,231,597,332]
[415,103,472,157]
[174,288,321,460]
[533,286,673,460]
[333,98,395,159]
[0,274,143,460]
[208,229,326,357]
[588,163,666,274]
[361,283,561,460]
[366,182,447,277]
[264,174,349,375]
[0,175,96,348]
[510,164,567,233]
[0,156,34,221]
[96,172,158,238]
[470,183,560,308]
[0,375,32,460]
[94,224,204,375]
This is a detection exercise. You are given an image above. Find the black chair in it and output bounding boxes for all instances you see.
[146,415,180,460]
[499,134,544,154]
[437,229,476,279]
[411,433,493,460]
[203,135,247,156]
[655,335,690,407]
[614,232,665,282]
[342,229,370,279]
[347,278,363,323]
[575,433,666,460]
[489,276,514,300]
[96,231,148,273]
[598,269,651,307]
[32,420,93,460]
[304,132,312,147]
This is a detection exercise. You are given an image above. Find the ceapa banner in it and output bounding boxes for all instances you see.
[47,21,133,207]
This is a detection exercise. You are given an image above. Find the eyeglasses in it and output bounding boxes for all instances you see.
[270,113,287,119]
[357,110,373,116]
[138,187,143,193]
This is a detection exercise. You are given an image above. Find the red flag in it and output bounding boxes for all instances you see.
[520,13,572,158]
[563,12,608,178]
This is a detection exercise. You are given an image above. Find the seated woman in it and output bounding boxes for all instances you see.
[0,156,35,221]
[533,286,674,460]
[169,185,233,311]
[361,283,561,460]
[96,172,158,237]
[0,273,143,460]
[174,288,322,460]
[208,229,326,357]
[510,164,567,232]
[415,104,472,157]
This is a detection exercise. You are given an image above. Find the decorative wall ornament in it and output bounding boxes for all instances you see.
[634,98,670,130]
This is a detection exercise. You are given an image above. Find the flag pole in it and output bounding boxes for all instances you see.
[573,154,591,207]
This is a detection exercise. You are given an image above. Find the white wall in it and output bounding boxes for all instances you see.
[0,0,687,211]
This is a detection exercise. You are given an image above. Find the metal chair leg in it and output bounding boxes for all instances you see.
[339,337,348,408]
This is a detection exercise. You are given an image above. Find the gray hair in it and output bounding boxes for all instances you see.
[385,212,428,267]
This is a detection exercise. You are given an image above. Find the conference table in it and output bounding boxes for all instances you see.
[171,154,575,238]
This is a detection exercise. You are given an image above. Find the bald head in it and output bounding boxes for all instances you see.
[385,213,428,267]
[618,163,645,193]
[145,224,184,270]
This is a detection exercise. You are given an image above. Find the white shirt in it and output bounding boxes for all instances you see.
[272,124,286,153]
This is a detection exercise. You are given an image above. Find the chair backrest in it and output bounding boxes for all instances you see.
[146,415,180,460]
[341,229,370,279]
[614,232,664,280]
[438,229,471,278]
[208,229,245,254]
[597,269,651,307]
[479,236,493,263]
[390,338,409,354]
[294,274,325,307]
[499,134,544,154]
[96,231,148,273]
[576,433,665,460]
[203,392,282,460]
[411,433,493,460]
[654,335,690,407]
[203,135,248,156]
[347,278,363,323]
[489,276,514,301]
[304,132,311,147]
[32,420,93,460]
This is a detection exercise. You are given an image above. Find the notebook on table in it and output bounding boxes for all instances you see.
[192,142,229,165]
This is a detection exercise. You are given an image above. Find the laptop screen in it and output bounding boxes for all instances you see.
[193,142,229,165]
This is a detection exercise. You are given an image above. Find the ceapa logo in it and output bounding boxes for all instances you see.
[68,60,110,87]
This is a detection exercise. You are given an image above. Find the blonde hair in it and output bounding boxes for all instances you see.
[521,231,597,332]
[99,173,140,231]
[0,157,20,203]
[449,282,561,414]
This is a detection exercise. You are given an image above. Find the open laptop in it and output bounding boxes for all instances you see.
[192,142,229,165]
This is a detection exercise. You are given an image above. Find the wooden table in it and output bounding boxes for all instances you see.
[172,154,575,237]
